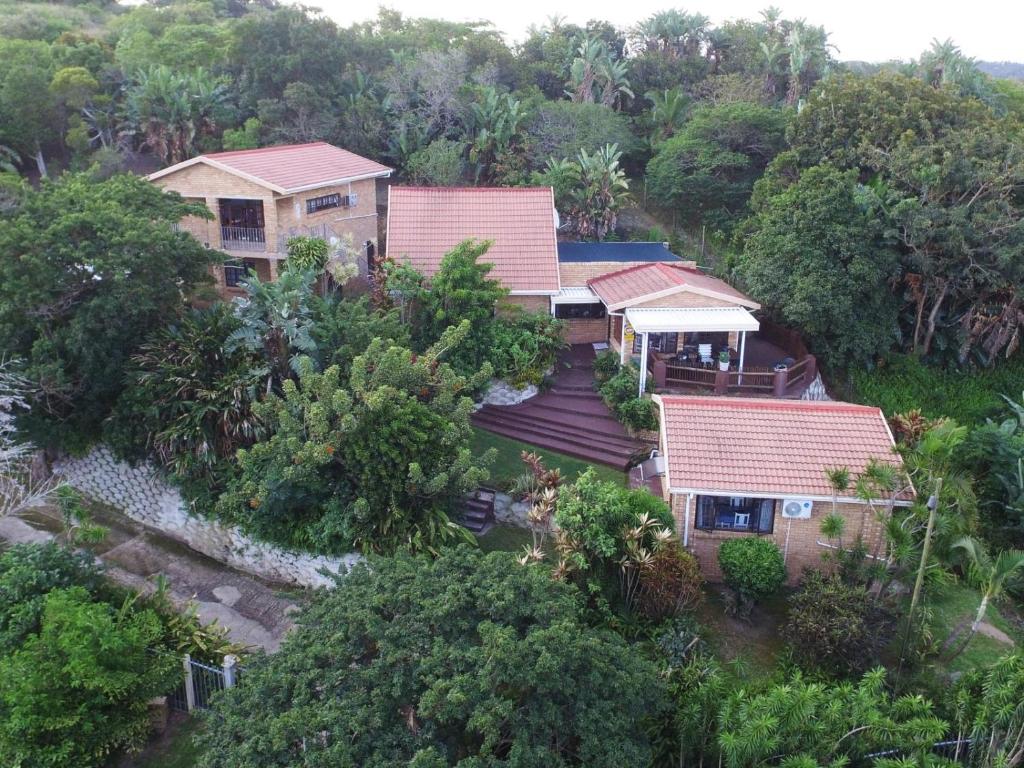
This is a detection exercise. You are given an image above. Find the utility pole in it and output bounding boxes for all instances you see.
[905,477,942,661]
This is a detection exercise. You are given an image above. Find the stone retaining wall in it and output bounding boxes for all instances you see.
[53,446,360,589]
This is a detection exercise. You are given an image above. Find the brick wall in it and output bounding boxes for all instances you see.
[669,493,884,584]
[563,317,608,344]
[503,295,552,313]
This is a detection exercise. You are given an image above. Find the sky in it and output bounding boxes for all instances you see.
[311,0,1024,63]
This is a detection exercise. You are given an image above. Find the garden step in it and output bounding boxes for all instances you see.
[519,394,610,415]
[471,420,635,470]
[475,406,633,445]
[470,416,638,470]
[472,409,639,452]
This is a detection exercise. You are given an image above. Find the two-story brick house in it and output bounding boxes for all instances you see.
[148,142,392,297]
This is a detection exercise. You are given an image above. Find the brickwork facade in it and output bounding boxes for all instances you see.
[503,295,553,313]
[669,493,884,583]
[563,317,608,344]
[153,164,382,299]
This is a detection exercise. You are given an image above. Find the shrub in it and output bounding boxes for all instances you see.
[196,548,664,767]
[488,311,566,387]
[718,537,786,613]
[0,587,178,768]
[598,363,659,432]
[638,548,704,622]
[784,570,895,677]
[616,396,659,432]
[0,542,107,653]
[593,349,621,383]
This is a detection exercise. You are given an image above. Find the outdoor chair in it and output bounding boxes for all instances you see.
[698,344,713,366]
[638,450,666,483]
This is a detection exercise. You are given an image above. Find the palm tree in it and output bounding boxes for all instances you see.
[950,536,1024,654]
[644,88,690,146]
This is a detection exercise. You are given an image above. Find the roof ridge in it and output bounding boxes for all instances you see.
[660,396,882,414]
[205,141,330,158]
[586,261,666,286]
[391,186,553,194]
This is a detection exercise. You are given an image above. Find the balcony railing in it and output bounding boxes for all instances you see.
[220,226,266,252]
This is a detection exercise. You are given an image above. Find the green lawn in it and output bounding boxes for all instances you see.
[922,580,1019,674]
[478,524,534,554]
[471,427,626,490]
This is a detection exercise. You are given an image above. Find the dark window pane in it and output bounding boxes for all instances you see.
[555,302,606,320]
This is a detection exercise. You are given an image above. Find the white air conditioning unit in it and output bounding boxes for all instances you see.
[781,498,814,519]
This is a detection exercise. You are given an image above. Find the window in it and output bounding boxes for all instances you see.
[632,332,679,354]
[306,193,356,215]
[224,259,258,288]
[555,302,607,320]
[695,496,775,534]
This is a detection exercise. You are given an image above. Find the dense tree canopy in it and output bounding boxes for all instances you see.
[0,173,215,448]
[738,164,900,369]
[196,547,664,767]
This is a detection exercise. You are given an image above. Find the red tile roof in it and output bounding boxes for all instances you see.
[150,142,392,193]
[657,397,909,500]
[386,187,560,293]
[588,262,758,309]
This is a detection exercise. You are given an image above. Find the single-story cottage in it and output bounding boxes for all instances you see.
[651,396,912,580]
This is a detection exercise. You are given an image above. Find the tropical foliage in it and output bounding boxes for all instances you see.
[196,548,664,767]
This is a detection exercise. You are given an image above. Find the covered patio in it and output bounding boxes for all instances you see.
[625,307,817,398]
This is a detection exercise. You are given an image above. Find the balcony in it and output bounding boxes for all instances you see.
[220,225,266,252]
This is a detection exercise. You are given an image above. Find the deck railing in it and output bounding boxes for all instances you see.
[650,355,815,397]
[220,225,266,252]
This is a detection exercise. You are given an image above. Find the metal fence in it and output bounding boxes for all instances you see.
[863,738,972,765]
[168,653,242,712]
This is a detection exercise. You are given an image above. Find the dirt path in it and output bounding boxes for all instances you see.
[2,507,299,652]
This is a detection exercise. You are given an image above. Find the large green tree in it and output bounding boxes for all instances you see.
[0,173,216,449]
[738,164,900,369]
[645,101,788,229]
[196,548,664,767]
[217,323,491,554]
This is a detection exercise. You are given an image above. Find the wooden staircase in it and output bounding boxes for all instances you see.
[470,346,644,471]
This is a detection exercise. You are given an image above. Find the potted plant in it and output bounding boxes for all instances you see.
[718,349,730,371]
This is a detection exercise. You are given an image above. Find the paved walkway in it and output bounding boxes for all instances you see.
[472,345,645,470]
[1,506,298,652]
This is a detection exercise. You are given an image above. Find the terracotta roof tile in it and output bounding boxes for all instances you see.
[658,397,909,499]
[386,187,560,293]
[588,262,757,308]
[202,142,391,192]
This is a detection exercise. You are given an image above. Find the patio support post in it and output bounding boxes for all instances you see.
[738,330,747,385]
[619,316,627,365]
[638,332,649,396]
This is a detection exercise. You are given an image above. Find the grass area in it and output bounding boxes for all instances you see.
[696,587,790,681]
[114,714,204,768]
[922,580,1019,674]
[851,353,1024,424]
[471,427,626,490]
[477,524,534,554]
